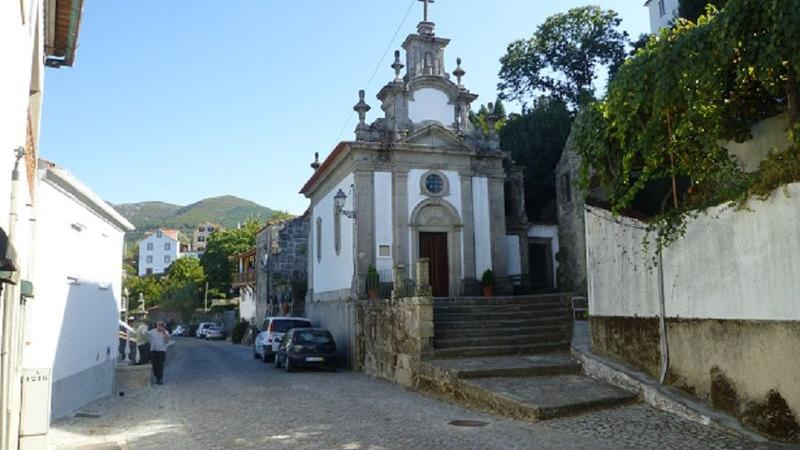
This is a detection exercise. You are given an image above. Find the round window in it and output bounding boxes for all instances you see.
[425,173,444,195]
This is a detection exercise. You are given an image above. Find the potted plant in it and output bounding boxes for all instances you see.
[367,265,380,300]
[481,269,494,297]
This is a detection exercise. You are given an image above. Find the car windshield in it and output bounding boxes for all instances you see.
[272,320,311,333]
[293,330,333,345]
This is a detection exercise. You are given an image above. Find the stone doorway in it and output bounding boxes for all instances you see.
[420,232,449,297]
[528,239,554,292]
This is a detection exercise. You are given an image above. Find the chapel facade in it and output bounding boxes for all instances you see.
[300,10,527,305]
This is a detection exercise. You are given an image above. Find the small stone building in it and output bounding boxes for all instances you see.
[555,131,587,295]
[255,214,309,322]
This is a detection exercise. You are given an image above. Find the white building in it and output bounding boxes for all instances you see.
[1,0,85,448]
[138,229,181,276]
[301,10,526,366]
[645,0,679,33]
[24,160,133,419]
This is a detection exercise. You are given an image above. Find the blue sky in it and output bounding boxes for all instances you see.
[40,0,649,215]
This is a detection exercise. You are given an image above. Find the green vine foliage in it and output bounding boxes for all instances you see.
[574,0,800,252]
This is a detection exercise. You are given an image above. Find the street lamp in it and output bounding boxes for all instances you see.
[334,188,356,219]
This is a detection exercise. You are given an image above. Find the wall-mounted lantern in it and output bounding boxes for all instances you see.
[334,188,356,219]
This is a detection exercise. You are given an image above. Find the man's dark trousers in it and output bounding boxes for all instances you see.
[151,351,166,383]
[138,343,150,364]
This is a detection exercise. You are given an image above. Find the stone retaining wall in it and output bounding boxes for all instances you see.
[355,297,434,387]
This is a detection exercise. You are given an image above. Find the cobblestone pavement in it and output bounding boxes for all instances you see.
[50,338,775,450]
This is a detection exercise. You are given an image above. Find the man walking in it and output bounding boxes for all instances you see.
[136,320,150,364]
[147,321,171,385]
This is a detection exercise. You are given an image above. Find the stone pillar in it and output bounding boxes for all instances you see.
[460,174,476,280]
[415,258,432,297]
[488,176,511,293]
[354,171,375,279]
[393,171,410,277]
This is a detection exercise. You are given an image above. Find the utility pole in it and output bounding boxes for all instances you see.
[204,281,209,312]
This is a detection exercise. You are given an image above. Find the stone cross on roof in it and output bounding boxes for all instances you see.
[419,0,434,23]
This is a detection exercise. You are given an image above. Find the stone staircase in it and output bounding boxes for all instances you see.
[432,295,573,358]
[418,295,637,422]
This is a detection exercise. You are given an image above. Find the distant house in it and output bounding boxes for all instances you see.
[192,221,221,253]
[25,160,134,419]
[232,248,257,324]
[645,0,679,33]
[138,229,181,276]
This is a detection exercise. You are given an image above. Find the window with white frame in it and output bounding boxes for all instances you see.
[164,255,171,264]
[147,242,153,251]
[165,242,171,250]
[146,255,153,263]
[658,0,666,17]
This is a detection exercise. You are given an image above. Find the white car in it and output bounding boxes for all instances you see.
[196,322,217,338]
[205,325,224,340]
[171,325,186,337]
[253,317,312,362]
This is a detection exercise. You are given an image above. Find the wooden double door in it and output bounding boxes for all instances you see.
[419,232,449,297]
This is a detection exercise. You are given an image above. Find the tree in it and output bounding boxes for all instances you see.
[164,257,205,285]
[159,257,206,322]
[469,99,507,135]
[499,98,573,221]
[498,6,629,110]
[124,274,164,308]
[679,0,728,22]
[270,210,294,221]
[200,218,261,295]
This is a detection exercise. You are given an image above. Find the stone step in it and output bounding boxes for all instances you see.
[434,303,573,315]
[425,354,582,379]
[434,308,571,322]
[434,295,568,307]
[459,375,637,421]
[434,316,571,331]
[434,324,572,340]
[431,341,571,359]
[434,331,572,350]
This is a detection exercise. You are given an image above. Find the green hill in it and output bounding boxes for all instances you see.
[114,195,280,245]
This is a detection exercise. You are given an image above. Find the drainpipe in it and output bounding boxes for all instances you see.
[0,147,25,450]
[657,247,670,384]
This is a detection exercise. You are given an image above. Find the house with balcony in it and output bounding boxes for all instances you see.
[232,248,257,323]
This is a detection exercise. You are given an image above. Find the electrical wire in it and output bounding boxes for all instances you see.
[330,0,418,149]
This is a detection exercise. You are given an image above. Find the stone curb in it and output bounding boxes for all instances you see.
[570,343,780,445]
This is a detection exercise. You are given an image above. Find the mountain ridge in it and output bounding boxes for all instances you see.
[113,195,279,243]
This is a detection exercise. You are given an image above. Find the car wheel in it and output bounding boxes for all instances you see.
[274,354,282,368]
[263,350,271,363]
[253,347,260,359]
[284,356,292,373]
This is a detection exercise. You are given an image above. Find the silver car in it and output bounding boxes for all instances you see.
[205,325,224,340]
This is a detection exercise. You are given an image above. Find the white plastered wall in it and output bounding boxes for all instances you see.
[374,172,393,275]
[23,178,125,380]
[472,176,492,277]
[312,173,355,294]
[138,233,180,275]
[408,88,454,125]
[586,184,800,320]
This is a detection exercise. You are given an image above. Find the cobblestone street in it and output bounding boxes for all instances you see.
[50,338,774,450]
